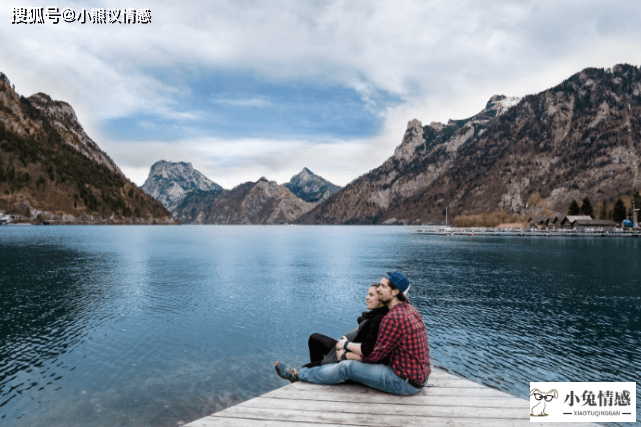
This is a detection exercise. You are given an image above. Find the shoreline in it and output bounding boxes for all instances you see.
[417,227,641,237]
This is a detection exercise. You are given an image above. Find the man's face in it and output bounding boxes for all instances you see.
[377,277,397,302]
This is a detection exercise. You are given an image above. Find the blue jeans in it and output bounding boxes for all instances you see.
[297,361,424,396]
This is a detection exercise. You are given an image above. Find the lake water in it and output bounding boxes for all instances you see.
[1,226,640,426]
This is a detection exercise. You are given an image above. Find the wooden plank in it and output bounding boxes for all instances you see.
[209,407,596,427]
[185,417,343,427]
[230,396,530,419]
[184,367,602,427]
[214,406,509,426]
[419,368,462,377]
[286,381,515,398]
[192,414,600,427]
[263,388,529,408]
[427,379,488,388]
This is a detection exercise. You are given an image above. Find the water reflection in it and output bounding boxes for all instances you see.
[0,239,112,421]
[402,235,641,426]
[1,227,640,426]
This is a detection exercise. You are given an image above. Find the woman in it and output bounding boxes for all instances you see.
[277,284,389,379]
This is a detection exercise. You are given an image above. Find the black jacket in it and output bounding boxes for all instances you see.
[354,306,389,358]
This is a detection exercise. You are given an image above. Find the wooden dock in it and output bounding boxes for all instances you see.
[184,368,601,426]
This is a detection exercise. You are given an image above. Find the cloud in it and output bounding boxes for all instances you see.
[105,134,386,189]
[2,0,641,189]
[214,97,272,108]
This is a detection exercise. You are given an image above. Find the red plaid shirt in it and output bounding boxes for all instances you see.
[362,302,430,383]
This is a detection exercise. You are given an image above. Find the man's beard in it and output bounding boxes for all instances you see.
[378,294,393,303]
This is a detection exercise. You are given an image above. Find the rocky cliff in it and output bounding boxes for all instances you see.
[283,167,341,203]
[175,177,314,224]
[0,72,175,224]
[141,160,223,212]
[28,92,124,177]
[297,64,641,224]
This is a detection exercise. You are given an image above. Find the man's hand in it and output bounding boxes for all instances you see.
[336,336,348,350]
[336,348,346,360]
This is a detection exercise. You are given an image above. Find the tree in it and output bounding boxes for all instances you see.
[599,200,608,220]
[567,199,580,215]
[613,198,627,223]
[527,191,554,216]
[579,196,593,218]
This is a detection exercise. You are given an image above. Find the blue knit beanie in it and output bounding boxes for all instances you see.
[385,272,410,295]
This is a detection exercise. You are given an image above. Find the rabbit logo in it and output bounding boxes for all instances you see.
[530,388,558,417]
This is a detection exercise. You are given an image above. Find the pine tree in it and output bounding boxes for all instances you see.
[567,199,580,215]
[613,198,627,223]
[579,196,593,218]
[599,200,608,220]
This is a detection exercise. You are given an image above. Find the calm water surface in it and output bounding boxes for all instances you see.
[1,226,640,426]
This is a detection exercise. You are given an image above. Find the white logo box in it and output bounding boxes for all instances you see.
[529,382,636,423]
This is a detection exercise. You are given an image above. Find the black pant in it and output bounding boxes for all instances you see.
[303,333,337,368]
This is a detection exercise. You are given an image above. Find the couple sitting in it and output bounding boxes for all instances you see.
[275,272,430,396]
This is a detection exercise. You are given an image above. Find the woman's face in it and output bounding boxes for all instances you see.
[366,286,383,310]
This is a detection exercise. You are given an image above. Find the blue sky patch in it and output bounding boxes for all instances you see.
[102,70,402,141]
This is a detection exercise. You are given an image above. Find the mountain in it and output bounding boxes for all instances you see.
[174,177,314,224]
[0,72,175,224]
[146,164,339,223]
[296,64,641,225]
[283,167,341,203]
[141,160,223,213]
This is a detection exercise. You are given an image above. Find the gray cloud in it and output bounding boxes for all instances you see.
[2,0,640,187]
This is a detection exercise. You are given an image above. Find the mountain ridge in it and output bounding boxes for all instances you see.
[297,64,641,225]
[175,177,314,224]
[144,163,339,224]
[0,72,175,224]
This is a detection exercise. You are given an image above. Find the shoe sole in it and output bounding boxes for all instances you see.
[274,362,298,383]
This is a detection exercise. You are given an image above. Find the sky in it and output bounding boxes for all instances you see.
[1,0,641,189]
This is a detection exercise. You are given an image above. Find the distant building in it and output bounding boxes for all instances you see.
[560,215,593,229]
[530,215,554,229]
[529,215,617,231]
[548,215,563,229]
[573,219,617,231]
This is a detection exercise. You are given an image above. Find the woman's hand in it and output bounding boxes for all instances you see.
[336,336,348,350]
[336,348,346,360]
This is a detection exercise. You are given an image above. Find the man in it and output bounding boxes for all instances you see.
[275,272,430,396]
